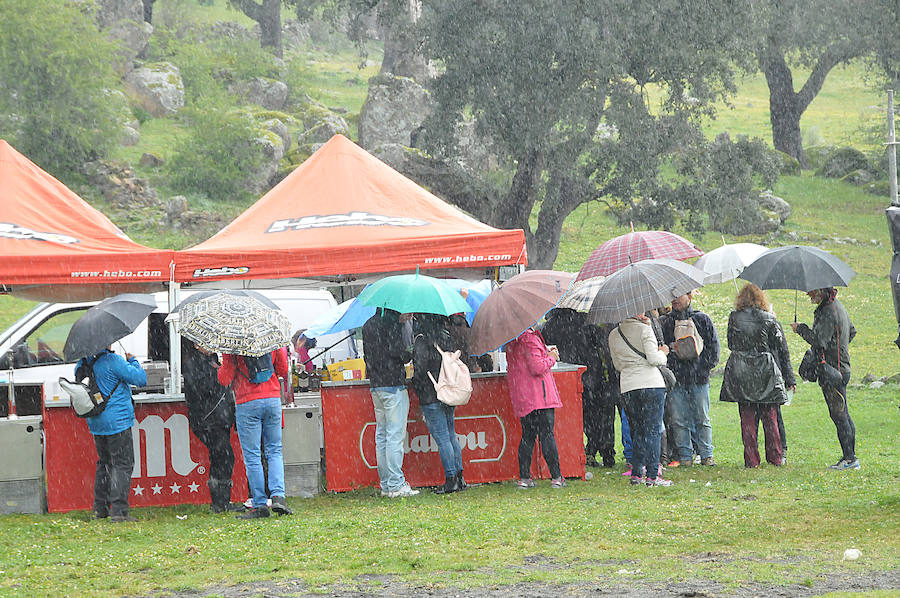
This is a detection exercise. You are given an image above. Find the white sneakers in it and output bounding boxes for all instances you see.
[381,483,420,498]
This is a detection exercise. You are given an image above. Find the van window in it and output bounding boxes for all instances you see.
[6,308,87,368]
[148,313,169,362]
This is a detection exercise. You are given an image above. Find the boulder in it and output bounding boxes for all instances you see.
[358,74,434,150]
[263,118,291,154]
[120,125,140,146]
[234,77,289,111]
[242,131,285,194]
[298,113,351,145]
[757,190,791,223]
[139,152,164,168]
[107,19,153,75]
[124,62,185,117]
[817,147,871,179]
[95,0,143,29]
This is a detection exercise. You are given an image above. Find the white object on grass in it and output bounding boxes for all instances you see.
[843,548,861,561]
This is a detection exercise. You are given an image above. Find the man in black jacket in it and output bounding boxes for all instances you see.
[362,308,419,498]
[661,291,720,467]
[182,340,243,513]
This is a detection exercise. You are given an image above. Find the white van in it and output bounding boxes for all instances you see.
[0,289,357,415]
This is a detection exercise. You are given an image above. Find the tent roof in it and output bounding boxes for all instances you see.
[174,135,526,285]
[0,140,173,301]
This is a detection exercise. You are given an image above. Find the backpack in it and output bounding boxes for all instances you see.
[426,342,473,406]
[242,353,274,384]
[58,355,121,418]
[673,317,704,360]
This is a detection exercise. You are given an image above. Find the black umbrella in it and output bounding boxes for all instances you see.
[738,245,856,320]
[63,293,158,361]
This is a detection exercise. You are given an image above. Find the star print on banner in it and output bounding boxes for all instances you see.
[170,482,181,494]
[133,485,144,496]
[188,482,200,493]
[151,484,162,495]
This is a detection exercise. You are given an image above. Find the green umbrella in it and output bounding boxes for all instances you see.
[356,273,473,316]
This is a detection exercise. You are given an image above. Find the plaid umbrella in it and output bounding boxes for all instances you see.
[588,259,706,324]
[577,231,703,280]
[556,276,606,312]
[176,292,291,356]
[469,270,574,354]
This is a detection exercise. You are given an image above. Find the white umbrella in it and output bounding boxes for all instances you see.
[694,242,769,287]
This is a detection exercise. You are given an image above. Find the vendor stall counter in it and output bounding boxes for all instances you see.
[321,364,586,491]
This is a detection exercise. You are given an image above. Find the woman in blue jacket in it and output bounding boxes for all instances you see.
[75,347,146,522]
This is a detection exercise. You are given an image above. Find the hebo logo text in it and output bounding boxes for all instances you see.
[192,266,250,278]
[0,222,79,245]
[267,212,428,232]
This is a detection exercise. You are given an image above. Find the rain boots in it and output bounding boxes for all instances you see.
[456,470,467,491]
[208,478,243,513]
[433,474,460,495]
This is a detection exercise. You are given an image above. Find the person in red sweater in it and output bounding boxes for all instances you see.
[217,347,292,519]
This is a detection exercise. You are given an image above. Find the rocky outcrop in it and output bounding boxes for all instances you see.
[124,62,185,117]
[358,74,434,150]
[233,77,289,111]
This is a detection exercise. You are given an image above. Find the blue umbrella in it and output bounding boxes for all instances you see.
[305,295,376,337]
[441,279,497,324]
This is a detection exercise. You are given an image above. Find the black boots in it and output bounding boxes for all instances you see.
[456,470,467,491]
[208,478,243,513]
[433,474,460,495]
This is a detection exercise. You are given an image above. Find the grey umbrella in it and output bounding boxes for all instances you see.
[64,293,158,361]
[588,258,706,324]
[737,245,856,321]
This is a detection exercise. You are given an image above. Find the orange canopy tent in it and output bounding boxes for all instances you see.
[174,134,526,286]
[0,140,174,301]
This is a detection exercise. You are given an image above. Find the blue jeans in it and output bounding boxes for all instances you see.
[235,397,284,508]
[371,386,410,492]
[622,387,666,480]
[669,383,713,461]
[618,404,632,463]
[420,401,463,476]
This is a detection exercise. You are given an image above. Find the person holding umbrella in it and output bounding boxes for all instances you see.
[790,287,859,470]
[609,313,672,486]
[74,345,147,522]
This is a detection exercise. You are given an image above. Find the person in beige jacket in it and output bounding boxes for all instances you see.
[609,314,672,487]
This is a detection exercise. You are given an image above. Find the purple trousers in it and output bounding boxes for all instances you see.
[738,402,783,467]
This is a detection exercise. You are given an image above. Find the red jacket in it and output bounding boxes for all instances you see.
[217,348,289,405]
[505,329,562,418]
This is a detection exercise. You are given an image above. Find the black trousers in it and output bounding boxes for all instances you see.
[193,425,235,482]
[93,428,134,517]
[593,382,618,462]
[518,408,561,479]
[822,376,855,461]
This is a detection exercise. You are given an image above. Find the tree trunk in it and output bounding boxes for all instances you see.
[378,0,431,82]
[142,0,155,23]
[761,52,808,168]
[231,0,283,59]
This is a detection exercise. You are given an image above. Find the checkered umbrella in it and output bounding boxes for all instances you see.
[577,231,703,280]
[588,259,706,324]
[176,292,291,356]
[556,276,606,312]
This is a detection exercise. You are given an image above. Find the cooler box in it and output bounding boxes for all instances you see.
[327,358,366,381]
[0,415,45,514]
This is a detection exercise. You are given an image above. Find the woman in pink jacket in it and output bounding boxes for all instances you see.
[505,327,565,489]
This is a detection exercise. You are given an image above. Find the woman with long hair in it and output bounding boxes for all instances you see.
[720,283,795,467]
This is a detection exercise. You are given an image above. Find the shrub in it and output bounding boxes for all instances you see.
[817,147,871,179]
[166,107,264,202]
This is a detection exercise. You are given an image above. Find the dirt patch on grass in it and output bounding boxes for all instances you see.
[141,568,900,597]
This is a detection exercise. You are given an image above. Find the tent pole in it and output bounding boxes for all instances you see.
[167,275,182,396]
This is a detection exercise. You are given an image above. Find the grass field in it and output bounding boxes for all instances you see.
[1,4,899,596]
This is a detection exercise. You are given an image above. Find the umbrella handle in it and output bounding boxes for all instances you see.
[305,332,356,365]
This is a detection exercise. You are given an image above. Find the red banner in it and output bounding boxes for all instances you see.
[322,368,586,491]
[43,401,248,513]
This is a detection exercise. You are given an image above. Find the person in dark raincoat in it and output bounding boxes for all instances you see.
[182,339,242,513]
[719,284,795,468]
[790,287,858,470]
